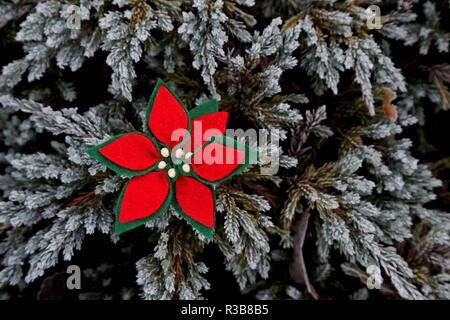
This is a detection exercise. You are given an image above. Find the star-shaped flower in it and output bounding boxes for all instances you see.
[85,79,258,239]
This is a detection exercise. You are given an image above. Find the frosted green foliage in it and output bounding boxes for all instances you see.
[249,17,301,82]
[218,18,304,139]
[258,2,412,116]
[0,59,28,92]
[136,232,210,300]
[0,201,114,285]
[312,120,448,299]
[0,1,105,88]
[216,190,273,290]
[281,105,332,215]
[178,0,227,97]
[255,288,275,300]
[421,274,450,300]
[380,11,418,41]
[0,95,131,139]
[6,153,85,183]
[397,82,445,125]
[382,1,449,54]
[255,282,303,300]
[0,1,18,26]
[57,81,77,102]
[0,0,448,301]
[298,13,406,115]
[179,0,249,97]
[280,96,448,300]
[285,285,302,299]
[349,287,369,300]
[260,0,336,17]
[99,1,180,100]
[247,18,283,60]
[178,0,259,97]
[265,103,303,125]
[0,96,135,286]
[145,41,184,74]
[325,11,352,37]
[0,0,180,101]
[0,107,34,149]
[413,1,445,54]
[99,10,141,100]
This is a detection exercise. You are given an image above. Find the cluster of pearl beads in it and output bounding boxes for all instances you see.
[158,147,193,178]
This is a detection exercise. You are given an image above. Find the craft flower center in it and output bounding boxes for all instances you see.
[158,147,191,176]
[157,161,167,169]
[174,148,184,159]
[168,168,176,178]
[160,147,170,158]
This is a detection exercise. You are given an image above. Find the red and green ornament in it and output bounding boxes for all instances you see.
[85,79,258,239]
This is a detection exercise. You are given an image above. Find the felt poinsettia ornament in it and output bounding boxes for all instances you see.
[85,79,258,239]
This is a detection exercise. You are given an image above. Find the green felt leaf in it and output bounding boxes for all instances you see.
[85,132,159,177]
[182,135,259,185]
[115,181,174,234]
[171,185,215,239]
[189,99,219,119]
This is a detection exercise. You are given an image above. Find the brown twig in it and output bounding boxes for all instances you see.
[289,209,319,300]
[61,191,96,210]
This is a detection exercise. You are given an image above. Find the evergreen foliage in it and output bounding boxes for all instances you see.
[0,0,448,300]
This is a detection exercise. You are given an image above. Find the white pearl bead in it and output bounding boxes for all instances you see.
[160,148,170,157]
[184,152,193,159]
[168,168,176,178]
[157,161,166,169]
[175,148,185,158]
[182,164,191,173]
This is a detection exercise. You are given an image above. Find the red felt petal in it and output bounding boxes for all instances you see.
[175,176,214,228]
[148,85,188,148]
[99,134,159,170]
[185,112,228,153]
[191,142,246,182]
[119,171,169,222]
